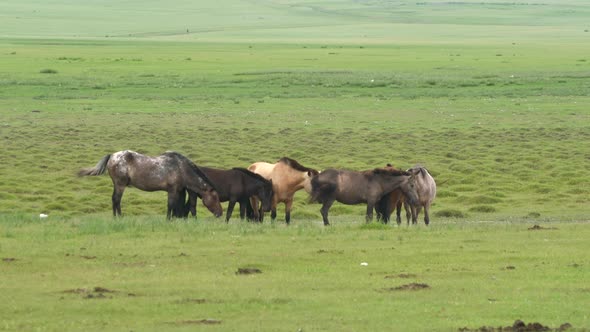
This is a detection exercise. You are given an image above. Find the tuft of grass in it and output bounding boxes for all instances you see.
[468,205,497,213]
[435,209,467,218]
[39,68,58,74]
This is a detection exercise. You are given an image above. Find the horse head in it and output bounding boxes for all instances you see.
[402,172,420,207]
[201,188,223,217]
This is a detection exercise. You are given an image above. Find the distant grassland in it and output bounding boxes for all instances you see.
[1,1,590,331]
[0,0,589,222]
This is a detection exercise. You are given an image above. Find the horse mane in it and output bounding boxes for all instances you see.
[232,167,272,185]
[408,165,430,177]
[277,157,318,175]
[371,168,410,176]
[164,151,218,190]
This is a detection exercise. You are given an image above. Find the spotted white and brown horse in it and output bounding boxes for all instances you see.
[78,150,222,219]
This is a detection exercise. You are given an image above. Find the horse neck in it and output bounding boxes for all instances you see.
[379,174,407,192]
[184,171,213,194]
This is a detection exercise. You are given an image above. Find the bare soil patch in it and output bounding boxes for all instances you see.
[61,287,135,299]
[459,320,572,331]
[317,249,344,254]
[236,267,262,275]
[381,283,430,292]
[175,298,207,304]
[385,273,417,279]
[528,225,557,231]
[171,319,221,325]
[2,258,17,262]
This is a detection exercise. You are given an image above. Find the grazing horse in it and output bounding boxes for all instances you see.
[376,165,436,225]
[181,167,274,222]
[248,157,319,224]
[78,150,223,219]
[309,168,419,226]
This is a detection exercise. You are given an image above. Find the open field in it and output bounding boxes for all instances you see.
[2,216,589,331]
[1,0,590,330]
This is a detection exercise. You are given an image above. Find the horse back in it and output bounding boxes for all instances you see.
[248,162,275,179]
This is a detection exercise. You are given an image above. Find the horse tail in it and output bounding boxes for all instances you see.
[78,154,111,176]
[309,175,321,203]
[309,175,335,203]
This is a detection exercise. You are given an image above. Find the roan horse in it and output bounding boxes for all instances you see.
[78,150,223,219]
[309,167,420,226]
[376,165,436,225]
[180,167,274,222]
[248,157,319,224]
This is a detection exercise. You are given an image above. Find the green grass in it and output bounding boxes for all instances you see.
[1,216,589,331]
[1,0,590,330]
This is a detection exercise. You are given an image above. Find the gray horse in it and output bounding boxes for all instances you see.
[404,166,436,225]
[376,165,436,225]
[309,168,420,226]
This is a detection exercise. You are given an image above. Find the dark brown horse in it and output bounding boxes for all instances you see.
[181,167,273,222]
[310,168,419,226]
[248,157,319,224]
[78,150,223,219]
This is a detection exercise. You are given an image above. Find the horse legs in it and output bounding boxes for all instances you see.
[111,185,125,217]
[404,202,412,225]
[365,201,375,223]
[239,199,247,220]
[284,199,293,225]
[320,198,335,226]
[225,200,237,223]
[250,196,262,221]
[173,189,187,218]
[187,190,197,218]
[166,190,182,220]
[396,200,403,225]
[414,206,423,225]
[423,204,430,225]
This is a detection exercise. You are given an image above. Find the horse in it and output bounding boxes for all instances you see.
[309,167,419,226]
[180,167,274,222]
[376,165,436,225]
[78,150,223,219]
[375,164,407,224]
[248,157,319,224]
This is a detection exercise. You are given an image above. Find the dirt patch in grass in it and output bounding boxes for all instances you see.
[381,283,430,292]
[236,267,262,275]
[175,298,207,304]
[528,225,557,231]
[2,258,17,262]
[458,320,572,331]
[170,319,221,325]
[61,286,135,299]
[385,273,417,279]
[317,249,344,254]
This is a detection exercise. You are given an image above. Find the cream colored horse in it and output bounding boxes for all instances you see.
[248,157,318,224]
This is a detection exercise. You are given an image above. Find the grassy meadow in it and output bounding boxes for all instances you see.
[1,0,590,330]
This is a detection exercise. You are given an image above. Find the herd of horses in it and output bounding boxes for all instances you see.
[78,150,436,226]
